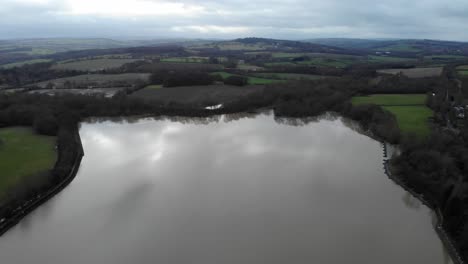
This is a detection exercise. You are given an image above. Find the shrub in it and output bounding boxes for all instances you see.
[224,75,248,86]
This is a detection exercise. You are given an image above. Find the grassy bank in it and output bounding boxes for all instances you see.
[352,94,427,106]
[0,127,56,199]
[382,106,433,137]
[352,94,432,137]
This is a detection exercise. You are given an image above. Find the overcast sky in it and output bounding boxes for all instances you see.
[1,0,467,41]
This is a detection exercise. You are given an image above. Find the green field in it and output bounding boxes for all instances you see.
[352,94,432,137]
[144,84,163,89]
[213,72,281,85]
[237,64,264,71]
[352,94,427,106]
[0,59,52,69]
[0,127,56,199]
[382,106,433,137]
[458,71,468,76]
[457,65,468,76]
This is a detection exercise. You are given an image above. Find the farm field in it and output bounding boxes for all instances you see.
[0,127,56,200]
[352,94,432,137]
[456,66,468,76]
[237,64,264,71]
[144,84,163,90]
[0,59,52,69]
[382,106,433,137]
[377,67,443,78]
[34,73,151,89]
[52,58,140,71]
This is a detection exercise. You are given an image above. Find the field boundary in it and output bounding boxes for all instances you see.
[0,128,84,237]
[382,143,465,264]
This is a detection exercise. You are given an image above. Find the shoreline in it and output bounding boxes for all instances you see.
[383,143,465,264]
[0,128,84,237]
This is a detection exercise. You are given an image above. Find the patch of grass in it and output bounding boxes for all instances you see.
[212,71,234,79]
[0,127,56,199]
[0,59,52,69]
[247,76,279,85]
[457,65,468,70]
[352,94,432,137]
[145,85,163,89]
[383,106,432,137]
[458,71,468,76]
[237,64,264,71]
[352,94,427,106]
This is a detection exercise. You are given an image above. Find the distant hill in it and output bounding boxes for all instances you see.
[0,38,130,53]
[192,37,363,55]
[305,38,468,56]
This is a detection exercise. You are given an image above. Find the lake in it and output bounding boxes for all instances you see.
[0,112,452,264]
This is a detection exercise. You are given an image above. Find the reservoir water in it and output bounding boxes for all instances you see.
[0,112,452,264]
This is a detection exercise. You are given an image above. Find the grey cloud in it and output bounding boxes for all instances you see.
[0,0,467,41]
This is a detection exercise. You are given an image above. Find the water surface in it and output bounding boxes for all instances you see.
[0,112,451,264]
